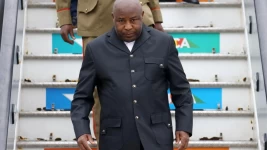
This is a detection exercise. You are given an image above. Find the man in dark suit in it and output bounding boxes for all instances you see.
[71,0,193,150]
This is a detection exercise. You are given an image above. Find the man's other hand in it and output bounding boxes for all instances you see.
[77,134,96,150]
[175,131,189,150]
[60,24,75,45]
[154,23,164,32]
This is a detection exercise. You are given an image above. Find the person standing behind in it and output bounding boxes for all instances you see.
[56,0,164,49]
[55,0,165,144]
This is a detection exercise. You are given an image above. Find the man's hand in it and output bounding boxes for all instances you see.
[175,131,189,150]
[154,23,164,32]
[60,24,75,45]
[77,134,96,150]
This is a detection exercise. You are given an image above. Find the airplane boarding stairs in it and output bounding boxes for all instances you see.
[14,0,261,150]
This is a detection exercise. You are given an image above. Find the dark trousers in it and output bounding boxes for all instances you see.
[121,141,144,150]
[70,0,77,26]
[140,142,144,150]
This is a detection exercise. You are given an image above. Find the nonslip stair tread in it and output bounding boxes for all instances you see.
[19,111,254,117]
[27,2,242,8]
[21,82,251,88]
[23,54,248,60]
[17,140,258,148]
[159,2,242,7]
[26,27,245,33]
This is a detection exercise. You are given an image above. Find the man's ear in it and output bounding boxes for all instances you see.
[112,13,116,23]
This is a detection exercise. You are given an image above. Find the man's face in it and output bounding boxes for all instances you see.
[113,7,144,42]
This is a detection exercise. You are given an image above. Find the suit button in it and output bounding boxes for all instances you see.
[159,64,164,68]
[132,84,136,88]
[135,116,139,119]
[131,70,135,73]
[168,123,171,127]
[130,54,134,58]
[133,100,137,103]
[101,129,106,134]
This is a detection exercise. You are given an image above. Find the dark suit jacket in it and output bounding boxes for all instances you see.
[71,25,193,150]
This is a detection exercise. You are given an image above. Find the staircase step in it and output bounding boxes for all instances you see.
[23,56,248,82]
[27,2,242,8]
[160,2,241,7]
[20,81,252,113]
[19,111,254,117]
[17,141,257,148]
[26,27,244,33]
[18,114,254,141]
[27,0,241,3]
[21,82,250,88]
[25,30,245,55]
[24,54,247,60]
[20,87,252,112]
[27,2,242,28]
[162,7,242,28]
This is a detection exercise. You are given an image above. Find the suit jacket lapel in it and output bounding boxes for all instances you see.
[131,25,151,53]
[107,25,151,54]
[107,28,131,54]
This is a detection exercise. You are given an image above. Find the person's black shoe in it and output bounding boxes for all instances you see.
[183,0,200,4]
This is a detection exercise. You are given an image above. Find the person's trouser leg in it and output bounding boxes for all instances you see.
[140,141,144,150]
[82,36,100,146]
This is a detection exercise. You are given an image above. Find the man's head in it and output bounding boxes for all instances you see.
[112,0,144,42]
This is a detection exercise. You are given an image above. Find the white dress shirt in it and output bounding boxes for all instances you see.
[124,41,135,52]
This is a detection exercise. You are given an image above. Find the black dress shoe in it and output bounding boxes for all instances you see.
[183,0,200,4]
